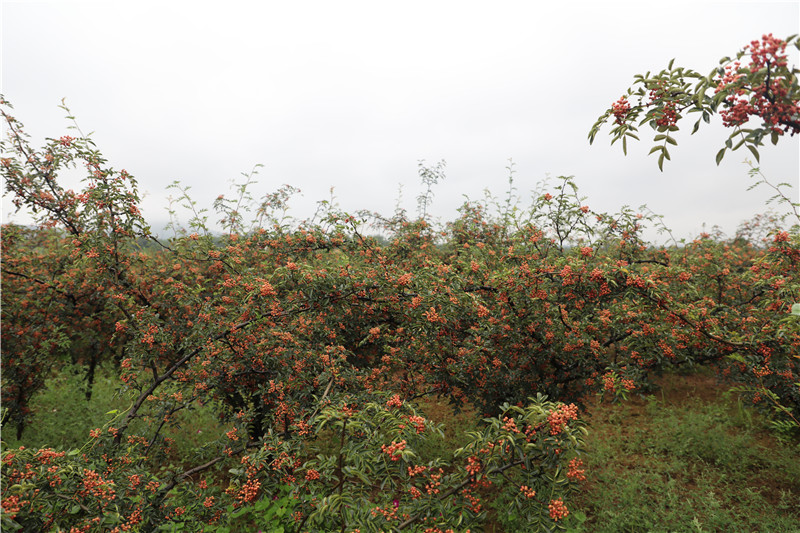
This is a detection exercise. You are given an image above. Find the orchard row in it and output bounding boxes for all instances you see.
[2,33,799,532]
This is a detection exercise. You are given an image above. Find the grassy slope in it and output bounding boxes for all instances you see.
[570,371,800,533]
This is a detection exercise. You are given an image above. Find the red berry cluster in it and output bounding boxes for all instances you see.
[655,101,678,128]
[548,498,569,521]
[611,96,631,124]
[718,34,800,135]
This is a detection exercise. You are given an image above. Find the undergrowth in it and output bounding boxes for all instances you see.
[3,367,799,532]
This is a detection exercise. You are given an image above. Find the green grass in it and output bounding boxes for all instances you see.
[1,364,224,463]
[570,371,800,533]
[2,365,127,449]
[413,394,480,463]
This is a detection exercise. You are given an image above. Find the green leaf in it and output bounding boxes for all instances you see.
[791,303,800,316]
[665,136,677,145]
[746,144,760,163]
[727,353,746,363]
[231,506,250,518]
[658,152,665,171]
[668,58,675,70]
[648,145,663,155]
[771,129,780,145]
[715,147,726,165]
[622,135,627,155]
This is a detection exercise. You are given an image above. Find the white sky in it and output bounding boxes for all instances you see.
[2,1,799,242]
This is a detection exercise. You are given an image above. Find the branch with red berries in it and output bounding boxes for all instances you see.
[589,34,800,170]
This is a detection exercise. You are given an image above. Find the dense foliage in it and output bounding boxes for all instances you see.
[2,34,799,532]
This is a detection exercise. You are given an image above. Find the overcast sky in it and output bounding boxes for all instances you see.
[2,1,799,242]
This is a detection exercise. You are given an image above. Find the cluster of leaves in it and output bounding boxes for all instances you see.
[589,33,800,169]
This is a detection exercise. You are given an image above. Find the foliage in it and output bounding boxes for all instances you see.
[589,34,800,169]
[2,33,800,530]
[1,98,593,532]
